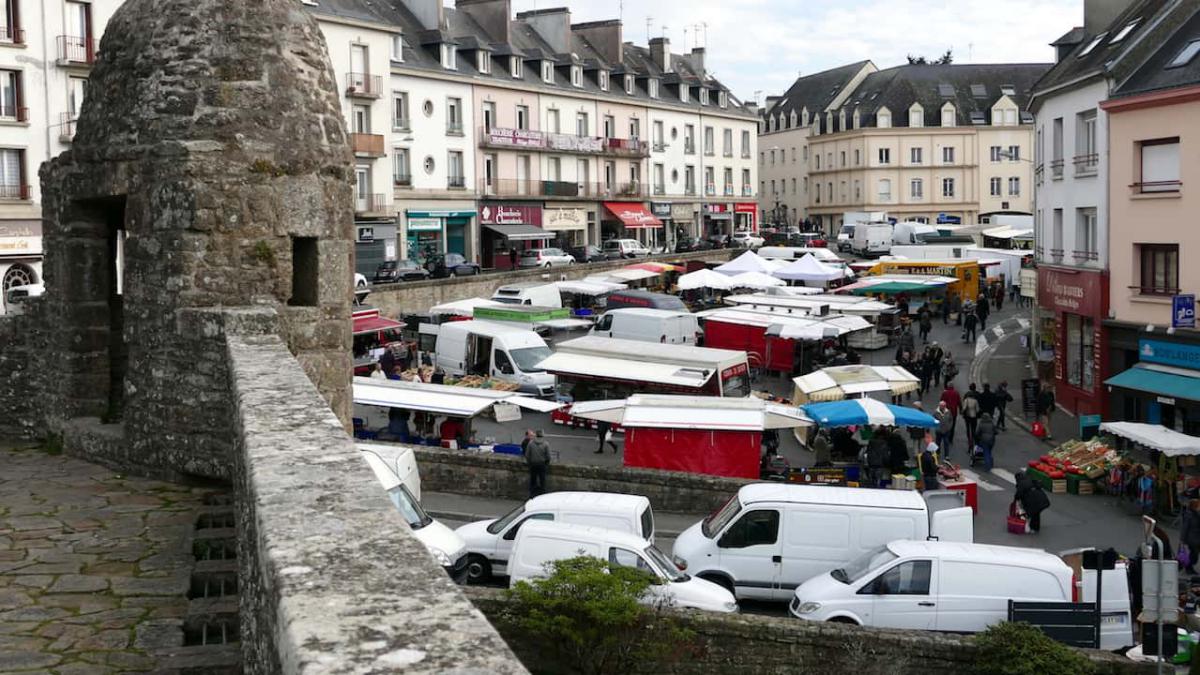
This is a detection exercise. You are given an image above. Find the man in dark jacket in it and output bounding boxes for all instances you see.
[995,381,1014,431]
[978,383,998,419]
[975,412,997,471]
[866,428,890,488]
[1015,470,1050,533]
[525,430,552,498]
[887,426,911,476]
[975,293,990,331]
[594,420,618,454]
[963,311,978,343]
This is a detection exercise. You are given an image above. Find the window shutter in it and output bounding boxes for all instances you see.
[1142,142,1180,185]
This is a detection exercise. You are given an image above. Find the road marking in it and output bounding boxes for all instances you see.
[975,334,988,357]
[958,468,1006,492]
[990,468,1017,485]
[1016,317,1031,330]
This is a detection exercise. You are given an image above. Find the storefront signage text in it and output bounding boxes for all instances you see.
[1139,339,1200,371]
[1037,267,1104,317]
[650,202,672,217]
[705,204,729,214]
[733,203,757,214]
[547,132,603,153]
[486,127,546,149]
[407,218,442,232]
[480,204,542,227]
[406,210,475,219]
[544,208,586,231]
[671,204,695,221]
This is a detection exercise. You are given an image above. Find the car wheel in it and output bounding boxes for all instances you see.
[567,259,575,265]
[828,617,859,625]
[699,573,735,595]
[466,555,492,584]
[450,270,458,278]
[472,267,480,275]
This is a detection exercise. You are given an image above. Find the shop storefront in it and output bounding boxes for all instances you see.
[650,203,672,250]
[602,201,662,246]
[671,203,698,241]
[403,207,476,263]
[734,202,758,233]
[479,202,553,270]
[354,220,398,277]
[1105,336,1200,435]
[544,206,589,249]
[704,203,732,238]
[1036,266,1108,417]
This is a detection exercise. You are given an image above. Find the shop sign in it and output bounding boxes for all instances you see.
[486,127,546,149]
[546,132,603,153]
[650,202,672,217]
[705,203,729,214]
[407,217,442,232]
[0,220,42,256]
[733,203,757,214]
[357,226,375,242]
[406,210,475,219]
[671,203,695,221]
[1037,267,1103,316]
[480,203,542,227]
[1173,294,1196,329]
[544,208,586,231]
[1139,339,1200,370]
[1157,396,1176,405]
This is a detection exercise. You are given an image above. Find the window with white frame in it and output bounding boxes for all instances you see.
[0,148,22,197]
[571,65,582,87]
[649,79,659,98]
[718,91,728,108]
[722,128,732,157]
[1076,208,1097,257]
[910,178,923,198]
[679,84,689,103]
[1008,177,1020,196]
[599,70,609,91]
[878,148,891,165]
[542,61,553,83]
[624,74,634,94]
[441,43,457,70]
[392,92,410,131]
[546,108,560,133]
[700,88,709,105]
[910,147,922,164]
[446,97,462,134]
[878,179,891,201]
[909,104,923,127]
[942,146,955,163]
[990,145,1002,162]
[478,51,491,74]
[392,147,411,186]
[390,34,404,62]
[629,118,640,140]
[877,108,891,128]
[516,105,529,130]
[742,131,751,158]
[510,56,522,78]
[989,177,1001,196]
[1138,137,1181,192]
[941,105,955,127]
[652,120,664,149]
[0,70,20,120]
[942,177,955,197]
[704,126,714,155]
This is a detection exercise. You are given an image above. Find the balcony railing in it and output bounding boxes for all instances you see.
[723,185,735,196]
[0,105,28,123]
[742,185,754,197]
[0,25,25,45]
[484,179,647,199]
[355,194,390,215]
[392,117,410,132]
[1072,250,1099,262]
[476,127,648,157]
[1073,154,1099,176]
[0,184,30,200]
[1050,247,1064,261]
[1050,158,1064,180]
[393,173,412,188]
[1034,164,1044,186]
[684,140,696,154]
[652,141,665,152]
[1132,180,1182,194]
[704,147,715,157]
[704,182,716,196]
[447,121,464,136]
[653,184,665,196]
[345,73,383,98]
[447,175,466,189]
[723,149,733,158]
[684,183,696,196]
[59,113,77,141]
[57,35,96,65]
[742,151,752,159]
[350,133,385,158]
[604,137,649,157]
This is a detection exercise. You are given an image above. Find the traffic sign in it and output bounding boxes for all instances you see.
[1172,294,1195,329]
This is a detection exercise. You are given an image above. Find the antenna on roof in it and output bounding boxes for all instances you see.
[701,21,708,48]
[646,16,652,43]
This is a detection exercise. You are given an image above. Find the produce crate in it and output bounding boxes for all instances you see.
[1066,473,1094,495]
[1027,467,1050,490]
[1051,479,1067,494]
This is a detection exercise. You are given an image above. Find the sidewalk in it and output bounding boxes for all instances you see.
[422,491,704,538]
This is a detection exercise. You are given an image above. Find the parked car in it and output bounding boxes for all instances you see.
[602,239,651,259]
[795,232,828,248]
[374,259,430,283]
[519,247,576,269]
[674,237,711,253]
[730,231,765,249]
[426,252,481,278]
[704,234,731,249]
[567,245,604,263]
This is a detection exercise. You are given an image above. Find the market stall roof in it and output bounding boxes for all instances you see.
[535,353,714,388]
[353,314,405,336]
[482,223,555,241]
[773,253,846,282]
[982,226,1035,240]
[715,250,777,276]
[1099,422,1200,457]
[699,308,870,338]
[593,268,660,282]
[554,279,626,296]
[728,271,786,290]
[1104,363,1200,402]
[430,297,503,317]
[625,261,685,273]
[678,268,733,291]
[836,275,957,296]
[604,202,662,228]
[793,365,920,402]
[569,394,812,431]
[353,377,563,417]
[802,399,938,429]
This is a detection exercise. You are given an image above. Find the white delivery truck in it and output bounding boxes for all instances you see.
[591,308,702,345]
[851,223,893,257]
[492,282,564,308]
[434,320,556,397]
[892,221,939,245]
[455,491,655,582]
[671,483,972,601]
[510,521,738,613]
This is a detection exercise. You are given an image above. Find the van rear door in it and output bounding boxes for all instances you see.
[928,507,973,543]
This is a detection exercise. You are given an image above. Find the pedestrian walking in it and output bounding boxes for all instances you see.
[866,427,890,488]
[1036,383,1056,440]
[896,327,915,363]
[594,420,619,454]
[940,383,961,453]
[941,296,951,325]
[811,429,832,468]
[920,441,940,492]
[509,247,519,269]
[934,401,954,459]
[978,383,998,419]
[975,293,990,331]
[1014,470,1050,533]
[995,381,1013,431]
[918,308,932,344]
[524,429,552,498]
[928,342,945,387]
[961,384,981,450]
[962,311,978,343]
[916,348,933,396]
[993,283,1004,311]
[942,352,959,386]
[1180,500,1200,574]
[975,412,996,471]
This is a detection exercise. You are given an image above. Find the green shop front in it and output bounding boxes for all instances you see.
[403,208,476,263]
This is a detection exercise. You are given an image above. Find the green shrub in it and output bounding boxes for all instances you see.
[503,556,698,675]
[972,622,1095,675]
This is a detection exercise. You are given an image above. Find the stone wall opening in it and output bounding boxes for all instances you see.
[288,236,319,307]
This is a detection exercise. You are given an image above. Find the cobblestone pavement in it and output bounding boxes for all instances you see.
[0,443,211,674]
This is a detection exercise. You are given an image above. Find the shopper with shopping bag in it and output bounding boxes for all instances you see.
[1014,470,1050,533]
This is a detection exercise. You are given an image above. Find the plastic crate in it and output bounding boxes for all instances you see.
[1051,479,1067,494]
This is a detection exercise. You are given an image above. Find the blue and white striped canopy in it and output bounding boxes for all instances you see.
[802,399,938,429]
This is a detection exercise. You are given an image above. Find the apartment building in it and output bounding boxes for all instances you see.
[0,0,120,297]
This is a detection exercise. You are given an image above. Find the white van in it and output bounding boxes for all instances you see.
[591,308,701,345]
[358,443,470,584]
[789,540,1129,642]
[456,491,655,582]
[434,320,555,397]
[492,282,563,308]
[671,484,972,601]
[510,521,738,613]
[892,221,939,246]
[603,239,651,259]
[851,223,893,257]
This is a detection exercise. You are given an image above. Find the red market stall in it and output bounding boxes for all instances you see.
[569,395,812,479]
[353,308,406,375]
[699,308,871,373]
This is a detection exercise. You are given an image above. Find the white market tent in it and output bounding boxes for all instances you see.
[1099,422,1200,457]
[353,377,563,418]
[700,308,871,339]
[429,297,502,317]
[774,253,846,282]
[728,271,786,290]
[569,394,812,431]
[587,268,659,283]
[555,279,626,296]
[792,364,920,403]
[715,250,777,276]
[677,268,733,291]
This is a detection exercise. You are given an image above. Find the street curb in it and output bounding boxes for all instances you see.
[968,318,1057,448]
[428,509,685,539]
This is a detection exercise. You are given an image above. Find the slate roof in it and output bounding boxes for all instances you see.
[761,61,872,125]
[1112,4,1200,97]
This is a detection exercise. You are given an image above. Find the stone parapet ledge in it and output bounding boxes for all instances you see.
[226,333,526,674]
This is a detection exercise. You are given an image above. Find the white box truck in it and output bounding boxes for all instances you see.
[851,223,893,257]
[434,320,556,397]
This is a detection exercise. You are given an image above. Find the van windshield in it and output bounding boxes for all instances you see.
[645,544,688,582]
[486,505,525,534]
[701,495,742,539]
[832,546,898,584]
[510,346,552,372]
[387,484,433,530]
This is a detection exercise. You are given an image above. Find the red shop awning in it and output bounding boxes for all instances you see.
[604,202,662,228]
[353,315,405,336]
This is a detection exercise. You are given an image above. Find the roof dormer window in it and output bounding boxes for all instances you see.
[390,34,404,63]
[542,61,554,84]
[624,74,634,95]
[1079,33,1106,57]
[877,107,891,128]
[477,51,491,74]
[680,84,689,103]
[510,56,521,78]
[699,88,709,105]
[718,91,728,108]
[940,102,956,127]
[909,103,924,128]
[571,65,582,87]
[441,44,457,70]
[649,79,659,98]
[1111,20,1139,43]
[599,70,609,91]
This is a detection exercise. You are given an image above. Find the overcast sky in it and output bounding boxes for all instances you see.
[507,0,1080,102]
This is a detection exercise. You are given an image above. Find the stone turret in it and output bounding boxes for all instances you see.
[36,0,354,479]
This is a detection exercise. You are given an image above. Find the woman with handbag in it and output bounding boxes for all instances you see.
[1015,470,1051,533]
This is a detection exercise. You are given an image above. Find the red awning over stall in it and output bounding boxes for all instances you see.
[352,312,405,335]
[624,427,760,479]
[604,202,662,228]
